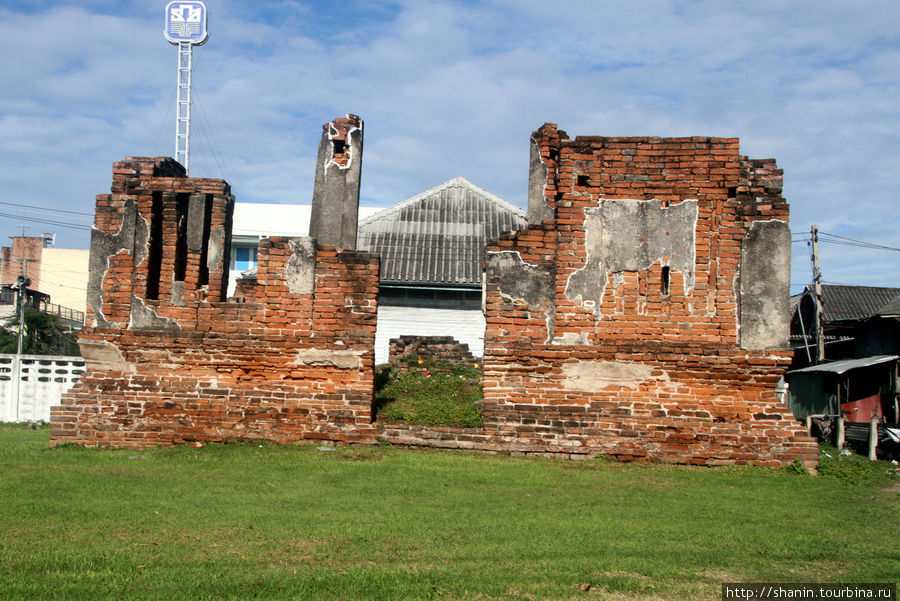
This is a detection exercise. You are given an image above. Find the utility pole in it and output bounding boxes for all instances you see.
[811,224,825,364]
[12,273,30,422]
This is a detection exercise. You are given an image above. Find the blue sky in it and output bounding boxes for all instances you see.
[1,0,898,293]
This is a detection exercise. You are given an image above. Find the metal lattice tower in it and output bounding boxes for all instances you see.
[176,41,194,174]
[164,1,209,176]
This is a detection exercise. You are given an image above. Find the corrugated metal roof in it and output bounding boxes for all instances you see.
[357,177,527,285]
[802,285,900,322]
[876,296,900,317]
[789,354,899,375]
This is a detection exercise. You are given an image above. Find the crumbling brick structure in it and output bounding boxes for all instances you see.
[50,117,815,470]
[388,336,478,370]
[51,118,379,446]
[474,125,816,467]
[1,236,44,289]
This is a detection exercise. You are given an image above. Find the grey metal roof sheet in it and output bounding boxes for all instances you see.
[876,295,900,317]
[788,354,899,375]
[357,177,527,285]
[816,285,900,322]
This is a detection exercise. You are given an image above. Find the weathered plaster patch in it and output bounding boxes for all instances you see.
[551,331,588,346]
[487,250,555,340]
[738,219,791,350]
[79,339,136,373]
[295,348,365,369]
[129,295,181,332]
[186,195,208,251]
[207,227,225,272]
[86,199,148,328]
[171,281,184,306]
[527,136,553,225]
[325,123,361,171]
[566,199,697,314]
[561,360,670,392]
[489,251,552,306]
[285,238,316,295]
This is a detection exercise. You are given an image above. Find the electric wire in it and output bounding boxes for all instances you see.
[152,87,177,158]
[192,92,231,183]
[0,202,93,217]
[0,213,91,232]
[818,232,900,252]
[791,230,900,252]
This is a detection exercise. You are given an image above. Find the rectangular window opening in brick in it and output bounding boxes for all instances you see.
[146,191,164,300]
[661,265,670,296]
[198,194,213,288]
[174,193,190,282]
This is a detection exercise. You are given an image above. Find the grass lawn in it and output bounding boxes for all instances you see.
[0,425,897,601]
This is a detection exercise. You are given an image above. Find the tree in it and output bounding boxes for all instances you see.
[0,309,79,356]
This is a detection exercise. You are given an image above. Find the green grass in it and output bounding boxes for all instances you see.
[375,357,483,427]
[1,424,898,600]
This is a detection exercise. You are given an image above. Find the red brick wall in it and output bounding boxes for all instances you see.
[479,126,817,469]
[1,237,44,289]
[51,157,379,447]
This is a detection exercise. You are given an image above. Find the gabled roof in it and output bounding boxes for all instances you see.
[357,177,526,285]
[876,295,900,317]
[811,284,900,322]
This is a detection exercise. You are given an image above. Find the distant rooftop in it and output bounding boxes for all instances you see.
[357,177,527,285]
[796,284,900,322]
[876,295,900,317]
[819,285,900,322]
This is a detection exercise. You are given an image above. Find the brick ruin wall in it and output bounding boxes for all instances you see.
[472,125,816,467]
[388,336,478,370]
[51,154,379,447]
[50,119,817,469]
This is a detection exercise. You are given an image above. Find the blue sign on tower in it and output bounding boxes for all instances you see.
[164,1,209,45]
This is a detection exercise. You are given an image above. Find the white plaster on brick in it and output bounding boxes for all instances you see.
[324,124,360,171]
[566,199,698,317]
[294,348,365,369]
[560,360,670,392]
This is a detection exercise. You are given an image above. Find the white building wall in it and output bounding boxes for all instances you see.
[39,249,89,315]
[374,306,484,365]
[228,203,386,297]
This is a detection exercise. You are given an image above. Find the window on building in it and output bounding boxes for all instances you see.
[233,246,258,272]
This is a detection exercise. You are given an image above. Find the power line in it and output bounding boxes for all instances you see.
[0,213,92,232]
[818,231,900,252]
[192,92,231,183]
[0,201,93,217]
[791,229,900,252]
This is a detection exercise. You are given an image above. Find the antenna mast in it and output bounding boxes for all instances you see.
[164,1,209,175]
[176,41,194,173]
